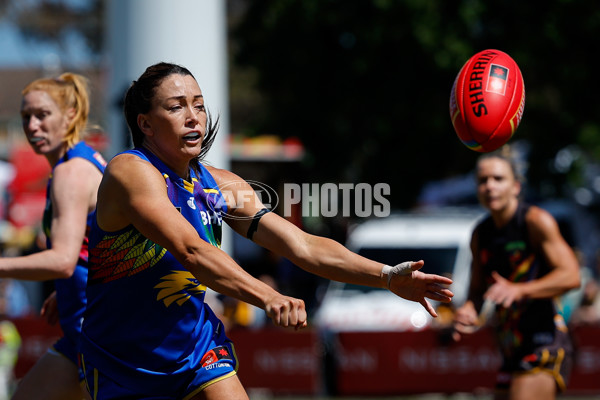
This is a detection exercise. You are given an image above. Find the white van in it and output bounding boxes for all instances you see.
[314,207,485,332]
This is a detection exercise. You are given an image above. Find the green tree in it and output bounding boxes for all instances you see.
[7,0,103,55]
[230,0,600,208]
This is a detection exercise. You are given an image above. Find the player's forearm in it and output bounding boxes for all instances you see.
[182,246,282,310]
[286,235,385,288]
[0,249,78,280]
[519,267,580,299]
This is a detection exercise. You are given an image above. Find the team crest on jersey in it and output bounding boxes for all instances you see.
[154,270,206,307]
[506,240,526,265]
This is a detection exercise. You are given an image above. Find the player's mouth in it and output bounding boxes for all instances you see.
[182,132,201,142]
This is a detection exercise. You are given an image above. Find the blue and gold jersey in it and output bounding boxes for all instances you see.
[81,147,231,392]
[43,141,106,352]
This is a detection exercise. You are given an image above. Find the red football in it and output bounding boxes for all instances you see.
[449,49,525,152]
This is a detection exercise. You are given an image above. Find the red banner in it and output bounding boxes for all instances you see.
[11,317,62,379]
[9,318,600,396]
[228,328,321,395]
[333,328,500,395]
[333,327,600,395]
[6,144,50,228]
[569,325,600,394]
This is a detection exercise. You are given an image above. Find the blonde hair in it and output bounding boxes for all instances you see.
[22,72,90,148]
[477,145,525,183]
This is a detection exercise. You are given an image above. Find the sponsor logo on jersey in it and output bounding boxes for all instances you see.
[201,346,232,367]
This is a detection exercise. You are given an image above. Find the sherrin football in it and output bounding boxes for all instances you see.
[449,49,525,152]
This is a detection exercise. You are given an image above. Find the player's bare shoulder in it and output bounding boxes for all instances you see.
[526,205,556,227]
[105,152,162,186]
[53,156,99,182]
[204,165,244,186]
[204,165,250,199]
[526,205,561,242]
[108,152,149,171]
[204,165,263,217]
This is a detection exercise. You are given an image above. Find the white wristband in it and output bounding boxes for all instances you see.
[381,261,413,289]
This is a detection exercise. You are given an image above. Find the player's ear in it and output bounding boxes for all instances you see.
[66,107,76,121]
[513,180,522,196]
[137,114,153,137]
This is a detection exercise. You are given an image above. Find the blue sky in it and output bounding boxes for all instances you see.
[0,0,96,68]
[0,20,94,68]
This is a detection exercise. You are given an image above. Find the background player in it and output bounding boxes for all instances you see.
[453,148,580,400]
[2,73,106,400]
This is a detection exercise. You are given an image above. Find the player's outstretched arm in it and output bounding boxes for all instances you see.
[210,168,454,317]
[383,261,454,317]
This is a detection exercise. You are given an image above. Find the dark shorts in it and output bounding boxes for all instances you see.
[81,342,239,400]
[496,328,573,393]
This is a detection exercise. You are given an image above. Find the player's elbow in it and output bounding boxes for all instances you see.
[569,274,582,291]
[177,242,211,271]
[55,256,79,279]
[56,266,76,279]
[564,268,581,291]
